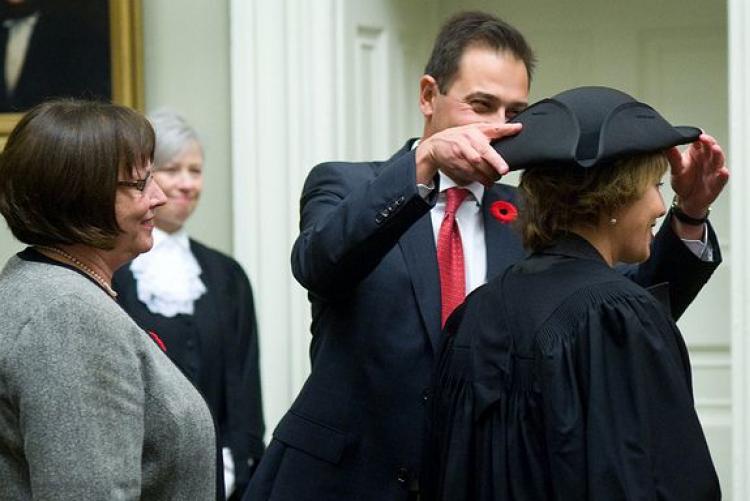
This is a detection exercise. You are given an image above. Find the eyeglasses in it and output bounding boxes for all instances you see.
[117,171,151,192]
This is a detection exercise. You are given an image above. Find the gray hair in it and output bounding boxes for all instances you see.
[147,109,203,170]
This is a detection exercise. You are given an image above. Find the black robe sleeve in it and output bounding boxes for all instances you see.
[218,254,265,489]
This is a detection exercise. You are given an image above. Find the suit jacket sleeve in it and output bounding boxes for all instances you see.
[618,212,721,320]
[291,149,436,300]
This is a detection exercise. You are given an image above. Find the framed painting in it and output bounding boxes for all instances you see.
[0,0,143,135]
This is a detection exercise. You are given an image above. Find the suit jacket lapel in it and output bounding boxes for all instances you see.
[483,187,526,281]
[398,213,443,353]
[398,184,525,354]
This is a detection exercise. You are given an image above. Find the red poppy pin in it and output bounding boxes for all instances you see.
[490,200,518,224]
[148,330,167,353]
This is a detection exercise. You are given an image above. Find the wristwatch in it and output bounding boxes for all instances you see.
[671,195,710,225]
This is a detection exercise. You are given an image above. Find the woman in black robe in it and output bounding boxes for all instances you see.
[423,87,725,501]
[112,110,265,500]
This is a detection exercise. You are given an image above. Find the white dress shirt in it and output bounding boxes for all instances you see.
[3,13,38,95]
[430,171,487,293]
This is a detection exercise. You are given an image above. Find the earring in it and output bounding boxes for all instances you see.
[609,218,617,225]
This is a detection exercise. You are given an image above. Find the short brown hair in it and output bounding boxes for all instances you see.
[0,99,155,249]
[519,153,669,252]
[425,11,536,93]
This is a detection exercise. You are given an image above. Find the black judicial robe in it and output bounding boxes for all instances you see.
[113,239,265,498]
[423,234,720,501]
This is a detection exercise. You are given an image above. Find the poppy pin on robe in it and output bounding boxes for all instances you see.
[490,201,518,224]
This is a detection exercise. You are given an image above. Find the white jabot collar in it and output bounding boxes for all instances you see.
[129,227,207,317]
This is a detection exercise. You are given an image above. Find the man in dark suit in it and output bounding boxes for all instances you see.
[0,0,110,112]
[246,11,728,501]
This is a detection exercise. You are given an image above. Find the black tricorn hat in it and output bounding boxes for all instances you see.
[493,86,701,171]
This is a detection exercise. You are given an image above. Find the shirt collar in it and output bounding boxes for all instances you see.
[540,232,609,264]
[437,170,485,206]
[2,12,39,30]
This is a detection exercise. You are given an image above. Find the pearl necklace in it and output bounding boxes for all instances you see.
[38,246,118,299]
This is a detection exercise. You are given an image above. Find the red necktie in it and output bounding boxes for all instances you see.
[438,187,469,327]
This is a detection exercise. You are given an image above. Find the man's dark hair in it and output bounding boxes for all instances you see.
[0,99,155,249]
[425,11,536,93]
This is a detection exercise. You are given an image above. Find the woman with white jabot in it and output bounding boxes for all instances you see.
[113,110,265,500]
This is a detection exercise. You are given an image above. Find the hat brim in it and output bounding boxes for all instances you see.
[492,89,702,171]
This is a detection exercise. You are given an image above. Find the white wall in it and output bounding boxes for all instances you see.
[142,0,233,253]
[0,214,21,265]
[729,1,750,498]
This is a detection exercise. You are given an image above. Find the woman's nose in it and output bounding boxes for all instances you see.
[149,178,168,207]
[656,192,667,218]
[176,170,197,189]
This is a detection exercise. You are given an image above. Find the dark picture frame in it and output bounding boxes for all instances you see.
[0,0,143,135]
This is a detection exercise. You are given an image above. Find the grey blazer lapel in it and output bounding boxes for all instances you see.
[398,214,442,353]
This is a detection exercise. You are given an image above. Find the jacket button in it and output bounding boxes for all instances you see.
[422,388,431,402]
[396,467,409,483]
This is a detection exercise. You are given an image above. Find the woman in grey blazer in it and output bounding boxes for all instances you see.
[0,100,218,500]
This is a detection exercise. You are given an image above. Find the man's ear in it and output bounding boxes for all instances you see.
[419,75,438,118]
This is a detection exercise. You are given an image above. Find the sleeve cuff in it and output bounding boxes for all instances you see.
[417,182,435,199]
[223,447,235,498]
[681,224,714,262]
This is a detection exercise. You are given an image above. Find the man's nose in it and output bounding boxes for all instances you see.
[493,108,507,123]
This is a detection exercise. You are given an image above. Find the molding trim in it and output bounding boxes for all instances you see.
[730,0,749,498]
[230,0,343,438]
[353,25,388,159]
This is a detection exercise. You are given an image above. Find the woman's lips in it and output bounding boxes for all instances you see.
[169,196,194,205]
